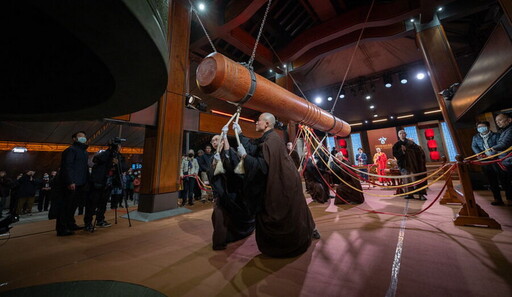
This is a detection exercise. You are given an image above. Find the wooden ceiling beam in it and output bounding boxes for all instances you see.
[278,0,422,63]
[291,22,411,69]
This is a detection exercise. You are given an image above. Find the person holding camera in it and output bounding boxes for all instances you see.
[85,140,127,232]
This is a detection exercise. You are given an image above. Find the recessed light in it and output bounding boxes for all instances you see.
[365,95,371,100]
[369,105,375,109]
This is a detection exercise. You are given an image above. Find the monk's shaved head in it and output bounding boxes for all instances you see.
[260,113,276,128]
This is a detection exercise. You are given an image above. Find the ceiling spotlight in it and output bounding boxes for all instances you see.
[390,116,394,119]
[185,94,208,112]
[12,147,27,153]
[327,96,333,101]
[269,69,273,73]
[373,114,378,118]
[365,95,371,100]
[437,7,443,12]
[314,96,322,104]
[416,72,425,80]
[339,89,345,98]
[383,73,393,88]
[410,18,415,23]
[399,72,408,84]
[369,105,375,109]
[364,120,368,124]
[283,64,287,68]
[198,3,205,11]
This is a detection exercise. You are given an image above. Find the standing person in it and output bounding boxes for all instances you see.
[287,142,301,169]
[491,113,512,172]
[180,149,199,206]
[472,121,508,206]
[373,147,389,185]
[0,171,14,218]
[208,134,255,250]
[16,171,38,215]
[38,173,52,212]
[355,148,368,180]
[132,174,141,204]
[85,141,127,232]
[392,130,427,200]
[234,112,319,258]
[124,169,135,203]
[198,145,214,201]
[55,131,90,236]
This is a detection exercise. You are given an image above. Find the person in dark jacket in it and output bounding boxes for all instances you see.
[198,145,214,201]
[471,121,509,205]
[16,170,38,215]
[85,142,127,232]
[492,113,512,171]
[0,171,14,218]
[54,131,90,236]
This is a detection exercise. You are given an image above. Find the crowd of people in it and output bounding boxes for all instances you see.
[0,131,142,236]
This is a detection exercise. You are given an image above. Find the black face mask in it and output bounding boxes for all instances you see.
[188,154,194,158]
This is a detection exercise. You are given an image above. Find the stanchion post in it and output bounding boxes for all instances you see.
[453,155,501,229]
[439,156,463,205]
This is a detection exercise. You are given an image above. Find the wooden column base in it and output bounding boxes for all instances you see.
[138,192,179,213]
[454,203,501,229]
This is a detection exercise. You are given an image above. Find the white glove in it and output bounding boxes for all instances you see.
[237,145,247,157]
[233,122,242,134]
[222,124,229,134]
[214,152,221,161]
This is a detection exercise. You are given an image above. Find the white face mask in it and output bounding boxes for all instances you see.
[77,137,87,144]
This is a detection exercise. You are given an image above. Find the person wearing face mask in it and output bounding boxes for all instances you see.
[54,131,90,236]
[180,149,199,206]
[38,173,51,212]
[471,121,507,205]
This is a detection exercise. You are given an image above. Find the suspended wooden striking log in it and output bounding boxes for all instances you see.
[196,53,351,137]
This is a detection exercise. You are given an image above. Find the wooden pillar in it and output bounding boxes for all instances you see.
[416,17,500,228]
[139,0,190,213]
[500,0,512,26]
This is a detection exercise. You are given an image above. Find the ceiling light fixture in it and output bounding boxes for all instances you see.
[369,105,375,109]
[399,72,408,84]
[390,116,394,119]
[383,73,393,88]
[198,3,205,11]
[269,69,273,73]
[437,7,443,12]
[372,118,388,123]
[424,109,442,114]
[416,72,425,80]
[365,95,371,100]
[397,114,414,119]
[350,122,363,126]
[339,89,345,98]
[327,96,333,101]
[314,96,322,104]
[12,147,27,153]
[373,114,378,118]
[410,18,415,23]
[364,120,368,124]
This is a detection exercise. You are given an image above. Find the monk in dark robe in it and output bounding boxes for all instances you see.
[331,153,365,204]
[287,142,301,169]
[235,113,318,258]
[208,135,255,250]
[392,130,427,200]
[303,157,329,204]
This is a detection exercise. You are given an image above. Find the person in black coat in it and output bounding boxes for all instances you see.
[85,141,127,231]
[54,131,90,236]
[0,171,14,218]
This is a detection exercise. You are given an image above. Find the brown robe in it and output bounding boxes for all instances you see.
[290,150,301,169]
[242,129,315,258]
[392,139,427,195]
[303,159,329,203]
[331,160,365,204]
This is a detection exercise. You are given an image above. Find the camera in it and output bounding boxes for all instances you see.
[109,137,126,151]
[0,214,19,235]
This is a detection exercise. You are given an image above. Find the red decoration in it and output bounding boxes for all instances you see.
[430,151,440,161]
[425,128,435,139]
[338,139,347,148]
[427,140,438,150]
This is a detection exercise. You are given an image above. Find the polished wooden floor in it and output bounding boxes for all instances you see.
[1,182,512,297]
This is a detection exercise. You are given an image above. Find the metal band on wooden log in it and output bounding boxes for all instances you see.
[196,53,351,137]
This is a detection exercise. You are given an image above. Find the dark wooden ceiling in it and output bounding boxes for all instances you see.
[189,0,501,130]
